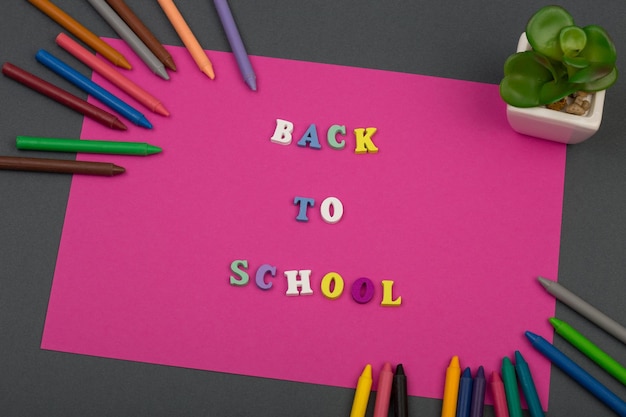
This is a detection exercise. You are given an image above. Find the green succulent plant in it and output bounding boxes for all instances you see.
[500,5,618,108]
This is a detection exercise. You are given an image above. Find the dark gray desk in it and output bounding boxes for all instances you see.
[2,1,626,415]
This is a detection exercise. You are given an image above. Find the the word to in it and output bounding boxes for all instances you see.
[229,260,402,307]
[294,196,344,223]
[270,118,379,154]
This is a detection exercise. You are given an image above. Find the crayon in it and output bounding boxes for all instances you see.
[538,277,626,344]
[513,351,544,417]
[26,0,131,69]
[489,371,509,417]
[35,50,152,129]
[56,33,170,117]
[0,155,124,176]
[392,364,408,417]
[550,318,626,386]
[526,331,626,417]
[86,0,169,80]
[350,364,373,417]
[157,0,215,79]
[441,356,461,417]
[501,357,522,417]
[373,362,393,417]
[213,0,256,90]
[456,367,473,417]
[469,366,486,417]
[1,62,126,131]
[104,0,177,71]
[16,136,161,156]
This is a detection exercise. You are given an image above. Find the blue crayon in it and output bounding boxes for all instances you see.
[526,331,626,417]
[514,351,544,417]
[456,367,473,417]
[35,49,152,129]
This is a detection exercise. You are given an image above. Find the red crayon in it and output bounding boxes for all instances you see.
[490,371,510,417]
[2,62,126,131]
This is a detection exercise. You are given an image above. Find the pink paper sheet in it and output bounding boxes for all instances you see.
[42,38,565,405]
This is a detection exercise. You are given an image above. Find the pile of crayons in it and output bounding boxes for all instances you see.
[349,277,626,417]
[1,0,256,176]
[349,363,409,417]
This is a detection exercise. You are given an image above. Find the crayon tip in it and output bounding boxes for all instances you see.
[548,317,563,329]
[394,363,405,376]
[462,367,471,377]
[514,350,528,365]
[246,76,257,91]
[155,66,170,81]
[381,362,392,373]
[153,102,170,117]
[202,63,215,80]
[449,355,460,368]
[116,57,132,70]
[146,144,162,155]
[164,56,177,72]
[537,276,552,289]
[112,164,125,175]
[138,116,153,129]
[502,356,513,368]
[525,331,540,344]
[476,365,485,378]
[112,118,128,131]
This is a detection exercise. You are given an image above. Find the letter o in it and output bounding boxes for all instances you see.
[320,197,344,224]
[351,277,375,304]
[320,272,345,299]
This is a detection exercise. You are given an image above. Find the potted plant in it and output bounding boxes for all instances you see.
[500,5,618,144]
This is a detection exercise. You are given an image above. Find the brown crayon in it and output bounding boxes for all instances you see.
[2,62,127,131]
[105,0,177,71]
[0,156,125,176]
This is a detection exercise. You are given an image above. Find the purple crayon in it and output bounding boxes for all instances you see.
[213,0,257,91]
[469,366,486,417]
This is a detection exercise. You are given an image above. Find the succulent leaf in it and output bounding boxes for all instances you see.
[539,80,577,104]
[579,25,617,65]
[500,52,554,107]
[579,67,618,91]
[559,26,587,57]
[526,6,574,60]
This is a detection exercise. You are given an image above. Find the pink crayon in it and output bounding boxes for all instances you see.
[373,362,394,417]
[55,32,170,116]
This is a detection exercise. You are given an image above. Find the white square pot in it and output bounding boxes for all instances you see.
[506,33,605,144]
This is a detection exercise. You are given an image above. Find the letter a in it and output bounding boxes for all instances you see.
[297,124,322,149]
[354,127,379,154]
[270,118,294,145]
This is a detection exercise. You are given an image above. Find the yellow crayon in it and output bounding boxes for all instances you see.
[441,356,461,417]
[350,364,373,417]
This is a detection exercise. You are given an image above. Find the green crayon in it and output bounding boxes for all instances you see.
[550,317,626,386]
[501,356,523,417]
[16,135,161,156]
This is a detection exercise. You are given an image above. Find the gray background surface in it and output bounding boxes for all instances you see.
[2,1,626,416]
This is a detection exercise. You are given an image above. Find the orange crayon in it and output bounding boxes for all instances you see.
[27,0,131,70]
[157,0,215,79]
